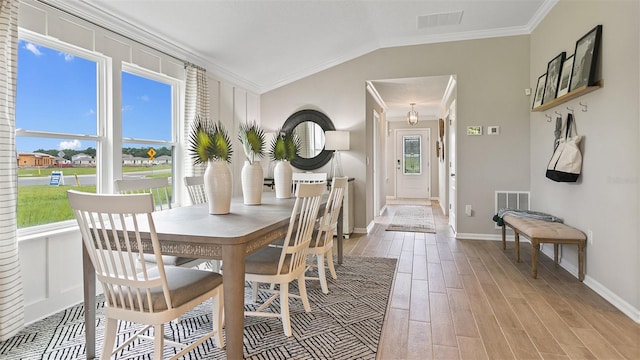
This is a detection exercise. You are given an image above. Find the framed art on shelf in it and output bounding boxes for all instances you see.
[557,54,574,97]
[532,73,546,109]
[543,52,566,104]
[570,24,603,92]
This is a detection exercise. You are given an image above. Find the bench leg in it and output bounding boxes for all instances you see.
[532,241,539,279]
[502,225,506,250]
[514,232,520,262]
[554,243,559,267]
[578,244,585,282]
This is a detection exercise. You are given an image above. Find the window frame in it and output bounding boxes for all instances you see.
[402,135,422,176]
[16,30,109,236]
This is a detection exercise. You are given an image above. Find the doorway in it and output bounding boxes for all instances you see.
[394,128,430,199]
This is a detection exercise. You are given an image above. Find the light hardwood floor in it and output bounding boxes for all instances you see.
[341,202,640,360]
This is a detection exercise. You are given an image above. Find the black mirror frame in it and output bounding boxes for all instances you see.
[282,109,335,171]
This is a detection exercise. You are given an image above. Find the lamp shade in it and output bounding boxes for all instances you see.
[324,131,350,151]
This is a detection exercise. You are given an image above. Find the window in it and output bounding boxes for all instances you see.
[16,35,105,229]
[402,135,421,175]
[121,67,177,206]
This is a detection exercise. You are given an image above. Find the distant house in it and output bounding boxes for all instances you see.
[154,155,172,165]
[71,153,94,165]
[17,153,57,167]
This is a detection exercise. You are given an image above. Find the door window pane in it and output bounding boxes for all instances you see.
[403,135,421,175]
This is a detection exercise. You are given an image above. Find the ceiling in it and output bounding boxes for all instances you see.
[56,0,553,120]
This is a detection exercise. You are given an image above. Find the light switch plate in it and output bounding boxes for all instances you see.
[487,126,500,135]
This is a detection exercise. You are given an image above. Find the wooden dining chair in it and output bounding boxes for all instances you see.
[184,175,207,205]
[67,190,224,359]
[306,176,348,294]
[115,177,202,268]
[244,182,325,336]
[291,172,327,196]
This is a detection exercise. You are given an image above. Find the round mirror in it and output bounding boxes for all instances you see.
[282,109,335,170]
[293,121,325,158]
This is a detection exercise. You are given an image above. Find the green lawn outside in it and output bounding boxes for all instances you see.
[18,185,96,228]
[18,165,172,177]
[17,165,173,228]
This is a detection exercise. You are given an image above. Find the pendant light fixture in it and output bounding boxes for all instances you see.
[407,103,418,126]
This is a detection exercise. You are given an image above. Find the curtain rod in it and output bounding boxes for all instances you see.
[38,0,206,72]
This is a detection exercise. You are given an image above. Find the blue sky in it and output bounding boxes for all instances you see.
[16,40,172,154]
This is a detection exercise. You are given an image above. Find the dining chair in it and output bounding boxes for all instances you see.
[67,190,224,359]
[184,175,207,205]
[184,175,222,272]
[291,172,327,196]
[244,182,325,337]
[115,177,201,268]
[306,176,348,294]
[114,177,173,210]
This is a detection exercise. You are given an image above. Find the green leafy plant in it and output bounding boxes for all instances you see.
[238,121,266,164]
[269,128,300,161]
[188,115,233,164]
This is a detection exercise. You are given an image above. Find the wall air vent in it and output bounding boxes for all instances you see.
[417,10,464,29]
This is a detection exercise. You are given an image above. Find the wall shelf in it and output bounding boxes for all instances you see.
[532,80,603,112]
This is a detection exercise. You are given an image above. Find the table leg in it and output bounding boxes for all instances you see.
[83,244,96,359]
[222,244,247,359]
[336,207,344,264]
[532,242,539,279]
[515,232,520,262]
[501,225,506,250]
[578,244,585,282]
[554,243,559,266]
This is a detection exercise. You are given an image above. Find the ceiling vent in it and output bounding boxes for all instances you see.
[417,10,464,29]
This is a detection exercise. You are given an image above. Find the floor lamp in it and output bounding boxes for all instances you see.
[324,130,350,179]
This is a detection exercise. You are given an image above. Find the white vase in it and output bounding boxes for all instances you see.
[203,160,232,214]
[274,160,292,199]
[241,160,263,205]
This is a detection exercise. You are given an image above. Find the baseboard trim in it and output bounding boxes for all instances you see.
[354,226,369,234]
[456,232,640,324]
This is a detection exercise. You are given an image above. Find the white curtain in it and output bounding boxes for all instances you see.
[184,65,210,176]
[0,0,24,341]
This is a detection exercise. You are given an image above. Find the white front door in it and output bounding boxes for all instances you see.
[448,100,457,232]
[395,128,430,199]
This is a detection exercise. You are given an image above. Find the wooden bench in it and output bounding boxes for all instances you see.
[501,215,586,281]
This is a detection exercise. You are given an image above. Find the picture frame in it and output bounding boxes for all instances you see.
[570,24,603,92]
[467,126,482,136]
[557,54,574,97]
[542,52,566,104]
[532,73,546,109]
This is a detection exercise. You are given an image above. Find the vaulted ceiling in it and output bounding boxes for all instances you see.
[55,0,554,118]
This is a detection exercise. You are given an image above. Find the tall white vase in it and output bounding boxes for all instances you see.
[203,160,232,214]
[274,160,292,199]
[241,160,263,205]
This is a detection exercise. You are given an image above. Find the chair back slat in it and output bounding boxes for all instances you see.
[292,172,327,196]
[114,177,172,210]
[279,182,325,276]
[185,175,208,205]
[68,190,172,314]
[313,177,348,247]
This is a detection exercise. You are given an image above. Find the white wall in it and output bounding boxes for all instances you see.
[18,0,260,324]
[530,0,639,320]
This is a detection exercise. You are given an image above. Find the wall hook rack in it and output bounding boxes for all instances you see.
[579,101,588,112]
[567,106,575,114]
[545,113,552,122]
[554,110,562,117]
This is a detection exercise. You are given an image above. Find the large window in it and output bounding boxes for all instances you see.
[16,34,181,230]
[16,36,103,229]
[121,68,176,207]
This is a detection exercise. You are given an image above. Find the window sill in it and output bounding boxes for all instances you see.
[17,220,79,242]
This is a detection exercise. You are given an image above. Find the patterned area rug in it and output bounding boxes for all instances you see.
[386,205,436,233]
[0,256,397,360]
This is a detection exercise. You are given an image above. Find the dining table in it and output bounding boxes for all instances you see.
[83,192,344,359]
